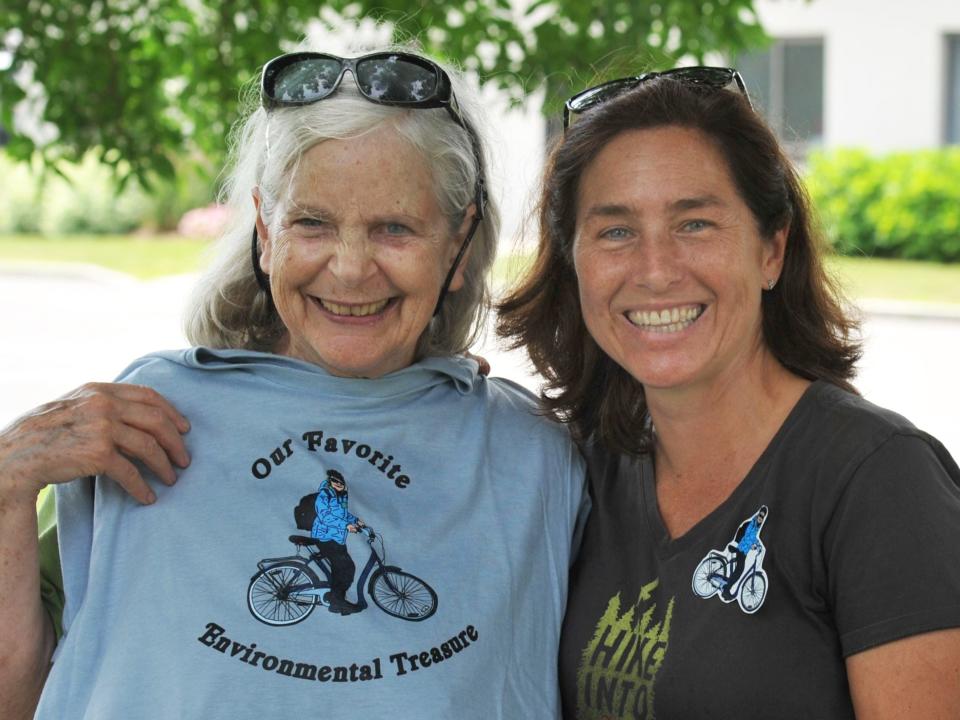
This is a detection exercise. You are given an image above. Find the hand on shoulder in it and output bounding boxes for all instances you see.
[0,382,191,506]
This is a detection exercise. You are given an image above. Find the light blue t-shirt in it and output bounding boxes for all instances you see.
[40,348,586,719]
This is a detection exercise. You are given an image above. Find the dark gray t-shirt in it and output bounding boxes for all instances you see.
[559,381,960,720]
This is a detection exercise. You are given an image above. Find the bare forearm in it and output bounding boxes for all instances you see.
[848,629,960,719]
[0,481,56,718]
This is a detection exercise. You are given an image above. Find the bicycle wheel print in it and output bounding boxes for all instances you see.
[738,570,768,614]
[692,556,725,598]
[368,567,438,621]
[247,562,319,626]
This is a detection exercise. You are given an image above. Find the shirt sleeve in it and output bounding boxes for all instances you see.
[824,432,960,657]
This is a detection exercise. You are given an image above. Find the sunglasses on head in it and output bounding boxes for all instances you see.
[563,66,751,129]
[262,51,468,122]
[254,51,487,315]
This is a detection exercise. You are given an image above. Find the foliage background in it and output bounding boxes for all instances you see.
[4,2,960,262]
[807,148,960,262]
[0,152,211,234]
[1,0,767,187]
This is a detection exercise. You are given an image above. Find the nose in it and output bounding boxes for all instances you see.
[328,234,376,288]
[630,232,683,292]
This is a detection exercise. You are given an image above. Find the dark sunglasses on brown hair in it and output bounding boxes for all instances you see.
[563,66,752,129]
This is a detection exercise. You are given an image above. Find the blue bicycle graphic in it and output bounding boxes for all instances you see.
[691,541,768,614]
[247,527,437,626]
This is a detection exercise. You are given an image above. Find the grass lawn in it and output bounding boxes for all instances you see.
[0,234,211,280]
[827,256,960,305]
[3,234,960,304]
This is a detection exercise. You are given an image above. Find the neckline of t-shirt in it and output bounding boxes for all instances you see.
[157,347,479,399]
[640,379,826,558]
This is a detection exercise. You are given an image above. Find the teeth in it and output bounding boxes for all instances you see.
[627,304,703,332]
[320,299,390,317]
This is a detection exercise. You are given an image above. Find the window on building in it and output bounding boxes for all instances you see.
[738,38,824,151]
[948,35,960,144]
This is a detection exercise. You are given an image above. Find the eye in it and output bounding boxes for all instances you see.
[372,222,416,243]
[295,217,328,228]
[599,226,633,241]
[680,219,712,233]
[287,217,336,241]
[383,222,413,236]
[288,216,329,232]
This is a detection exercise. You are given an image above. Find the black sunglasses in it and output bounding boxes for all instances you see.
[262,51,466,119]
[254,51,487,315]
[563,66,751,129]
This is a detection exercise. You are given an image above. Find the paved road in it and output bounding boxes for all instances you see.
[2,266,958,458]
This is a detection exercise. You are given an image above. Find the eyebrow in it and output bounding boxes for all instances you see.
[284,204,421,225]
[581,195,727,221]
[284,203,333,218]
[668,195,726,212]
[581,204,633,220]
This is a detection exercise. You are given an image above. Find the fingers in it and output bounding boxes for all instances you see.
[102,453,157,505]
[116,399,190,469]
[77,383,191,471]
[77,383,191,482]
[464,352,491,376]
[84,383,190,435]
[1,382,191,505]
[112,424,180,488]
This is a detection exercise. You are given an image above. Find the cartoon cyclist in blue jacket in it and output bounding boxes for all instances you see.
[311,469,365,615]
[721,505,768,601]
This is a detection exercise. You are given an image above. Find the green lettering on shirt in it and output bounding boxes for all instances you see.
[577,579,674,720]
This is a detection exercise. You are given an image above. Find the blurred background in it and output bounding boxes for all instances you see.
[1,0,959,456]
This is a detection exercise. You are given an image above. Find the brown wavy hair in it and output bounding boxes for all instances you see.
[496,77,861,455]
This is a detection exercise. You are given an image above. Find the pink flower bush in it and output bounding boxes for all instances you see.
[177,204,231,239]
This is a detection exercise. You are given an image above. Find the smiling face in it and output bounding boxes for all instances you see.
[256,124,468,378]
[573,125,786,396]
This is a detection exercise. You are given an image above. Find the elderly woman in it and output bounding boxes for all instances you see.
[0,49,585,718]
[498,69,960,719]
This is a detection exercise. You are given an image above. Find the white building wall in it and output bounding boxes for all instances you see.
[482,88,546,246]
[756,0,960,150]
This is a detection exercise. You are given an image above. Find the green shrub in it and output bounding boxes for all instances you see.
[805,148,960,262]
[0,151,216,235]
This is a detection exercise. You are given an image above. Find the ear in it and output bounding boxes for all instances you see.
[252,188,273,274]
[446,204,478,294]
[761,223,788,287]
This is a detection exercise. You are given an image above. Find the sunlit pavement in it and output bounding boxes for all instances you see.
[2,265,958,459]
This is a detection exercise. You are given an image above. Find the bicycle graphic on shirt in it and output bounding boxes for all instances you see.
[691,506,770,614]
[247,527,438,626]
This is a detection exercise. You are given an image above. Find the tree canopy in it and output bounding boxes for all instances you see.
[1,0,767,186]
